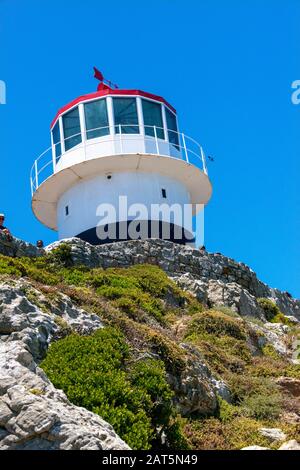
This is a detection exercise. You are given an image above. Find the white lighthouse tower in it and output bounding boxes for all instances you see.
[30,70,212,245]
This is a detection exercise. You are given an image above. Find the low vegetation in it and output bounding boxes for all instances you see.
[1,245,300,449]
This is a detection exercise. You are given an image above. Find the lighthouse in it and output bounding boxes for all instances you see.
[30,70,212,246]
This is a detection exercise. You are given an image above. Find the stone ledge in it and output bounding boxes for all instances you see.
[0,232,43,258]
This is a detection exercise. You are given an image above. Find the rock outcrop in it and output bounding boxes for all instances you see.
[0,232,43,258]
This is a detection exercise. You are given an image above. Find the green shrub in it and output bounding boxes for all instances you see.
[261,344,282,360]
[284,364,300,380]
[183,311,250,376]
[184,416,272,450]
[227,373,276,402]
[48,243,73,267]
[0,256,22,276]
[186,311,246,340]
[126,264,171,297]
[212,306,238,318]
[257,298,282,322]
[217,396,239,422]
[60,267,90,286]
[186,298,204,315]
[113,297,138,317]
[248,356,286,378]
[226,373,282,420]
[241,393,281,420]
[164,418,190,449]
[0,255,60,285]
[40,327,180,450]
[95,274,166,323]
[271,313,294,326]
[148,331,186,374]
[129,359,173,429]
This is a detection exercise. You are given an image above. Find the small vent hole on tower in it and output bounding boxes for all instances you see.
[106,173,112,180]
[65,205,69,216]
[162,188,167,199]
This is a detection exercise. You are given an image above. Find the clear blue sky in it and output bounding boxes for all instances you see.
[0,0,299,297]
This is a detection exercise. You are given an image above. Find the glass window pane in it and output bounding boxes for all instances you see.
[84,99,109,139]
[63,107,82,151]
[52,121,61,163]
[142,99,164,139]
[113,98,139,134]
[166,108,179,149]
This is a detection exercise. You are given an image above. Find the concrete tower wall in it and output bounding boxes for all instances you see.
[57,172,192,243]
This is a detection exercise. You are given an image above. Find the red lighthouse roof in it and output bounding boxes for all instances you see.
[50,87,176,129]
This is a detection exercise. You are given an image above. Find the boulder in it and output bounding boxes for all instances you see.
[278,440,300,450]
[250,323,289,356]
[258,428,286,441]
[206,280,265,319]
[276,377,300,397]
[241,445,270,450]
[167,346,218,416]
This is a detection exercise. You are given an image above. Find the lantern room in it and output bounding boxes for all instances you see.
[30,71,212,246]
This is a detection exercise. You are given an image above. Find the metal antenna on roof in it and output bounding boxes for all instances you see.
[93,67,119,89]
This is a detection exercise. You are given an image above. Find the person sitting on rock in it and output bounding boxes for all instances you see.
[0,213,13,241]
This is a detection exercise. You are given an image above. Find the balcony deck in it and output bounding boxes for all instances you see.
[30,126,212,231]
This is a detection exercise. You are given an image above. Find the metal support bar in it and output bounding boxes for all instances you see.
[119,124,123,154]
[154,126,159,154]
[200,146,208,174]
[182,133,189,163]
[34,160,39,189]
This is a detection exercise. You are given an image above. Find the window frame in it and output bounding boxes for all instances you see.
[84,97,110,140]
[62,106,82,152]
[165,107,180,149]
[51,120,62,163]
[141,98,165,140]
[112,97,139,134]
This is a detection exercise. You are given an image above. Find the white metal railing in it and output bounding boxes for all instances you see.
[30,125,208,196]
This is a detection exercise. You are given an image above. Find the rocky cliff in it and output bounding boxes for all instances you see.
[0,234,299,450]
[46,238,300,320]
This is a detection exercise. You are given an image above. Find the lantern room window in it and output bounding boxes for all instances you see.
[165,108,179,149]
[52,121,61,163]
[113,98,139,134]
[84,99,109,140]
[63,107,82,151]
[142,99,164,139]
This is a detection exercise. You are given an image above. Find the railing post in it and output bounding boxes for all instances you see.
[200,146,208,174]
[34,159,39,189]
[78,103,87,161]
[153,126,159,155]
[119,124,123,154]
[182,133,189,163]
